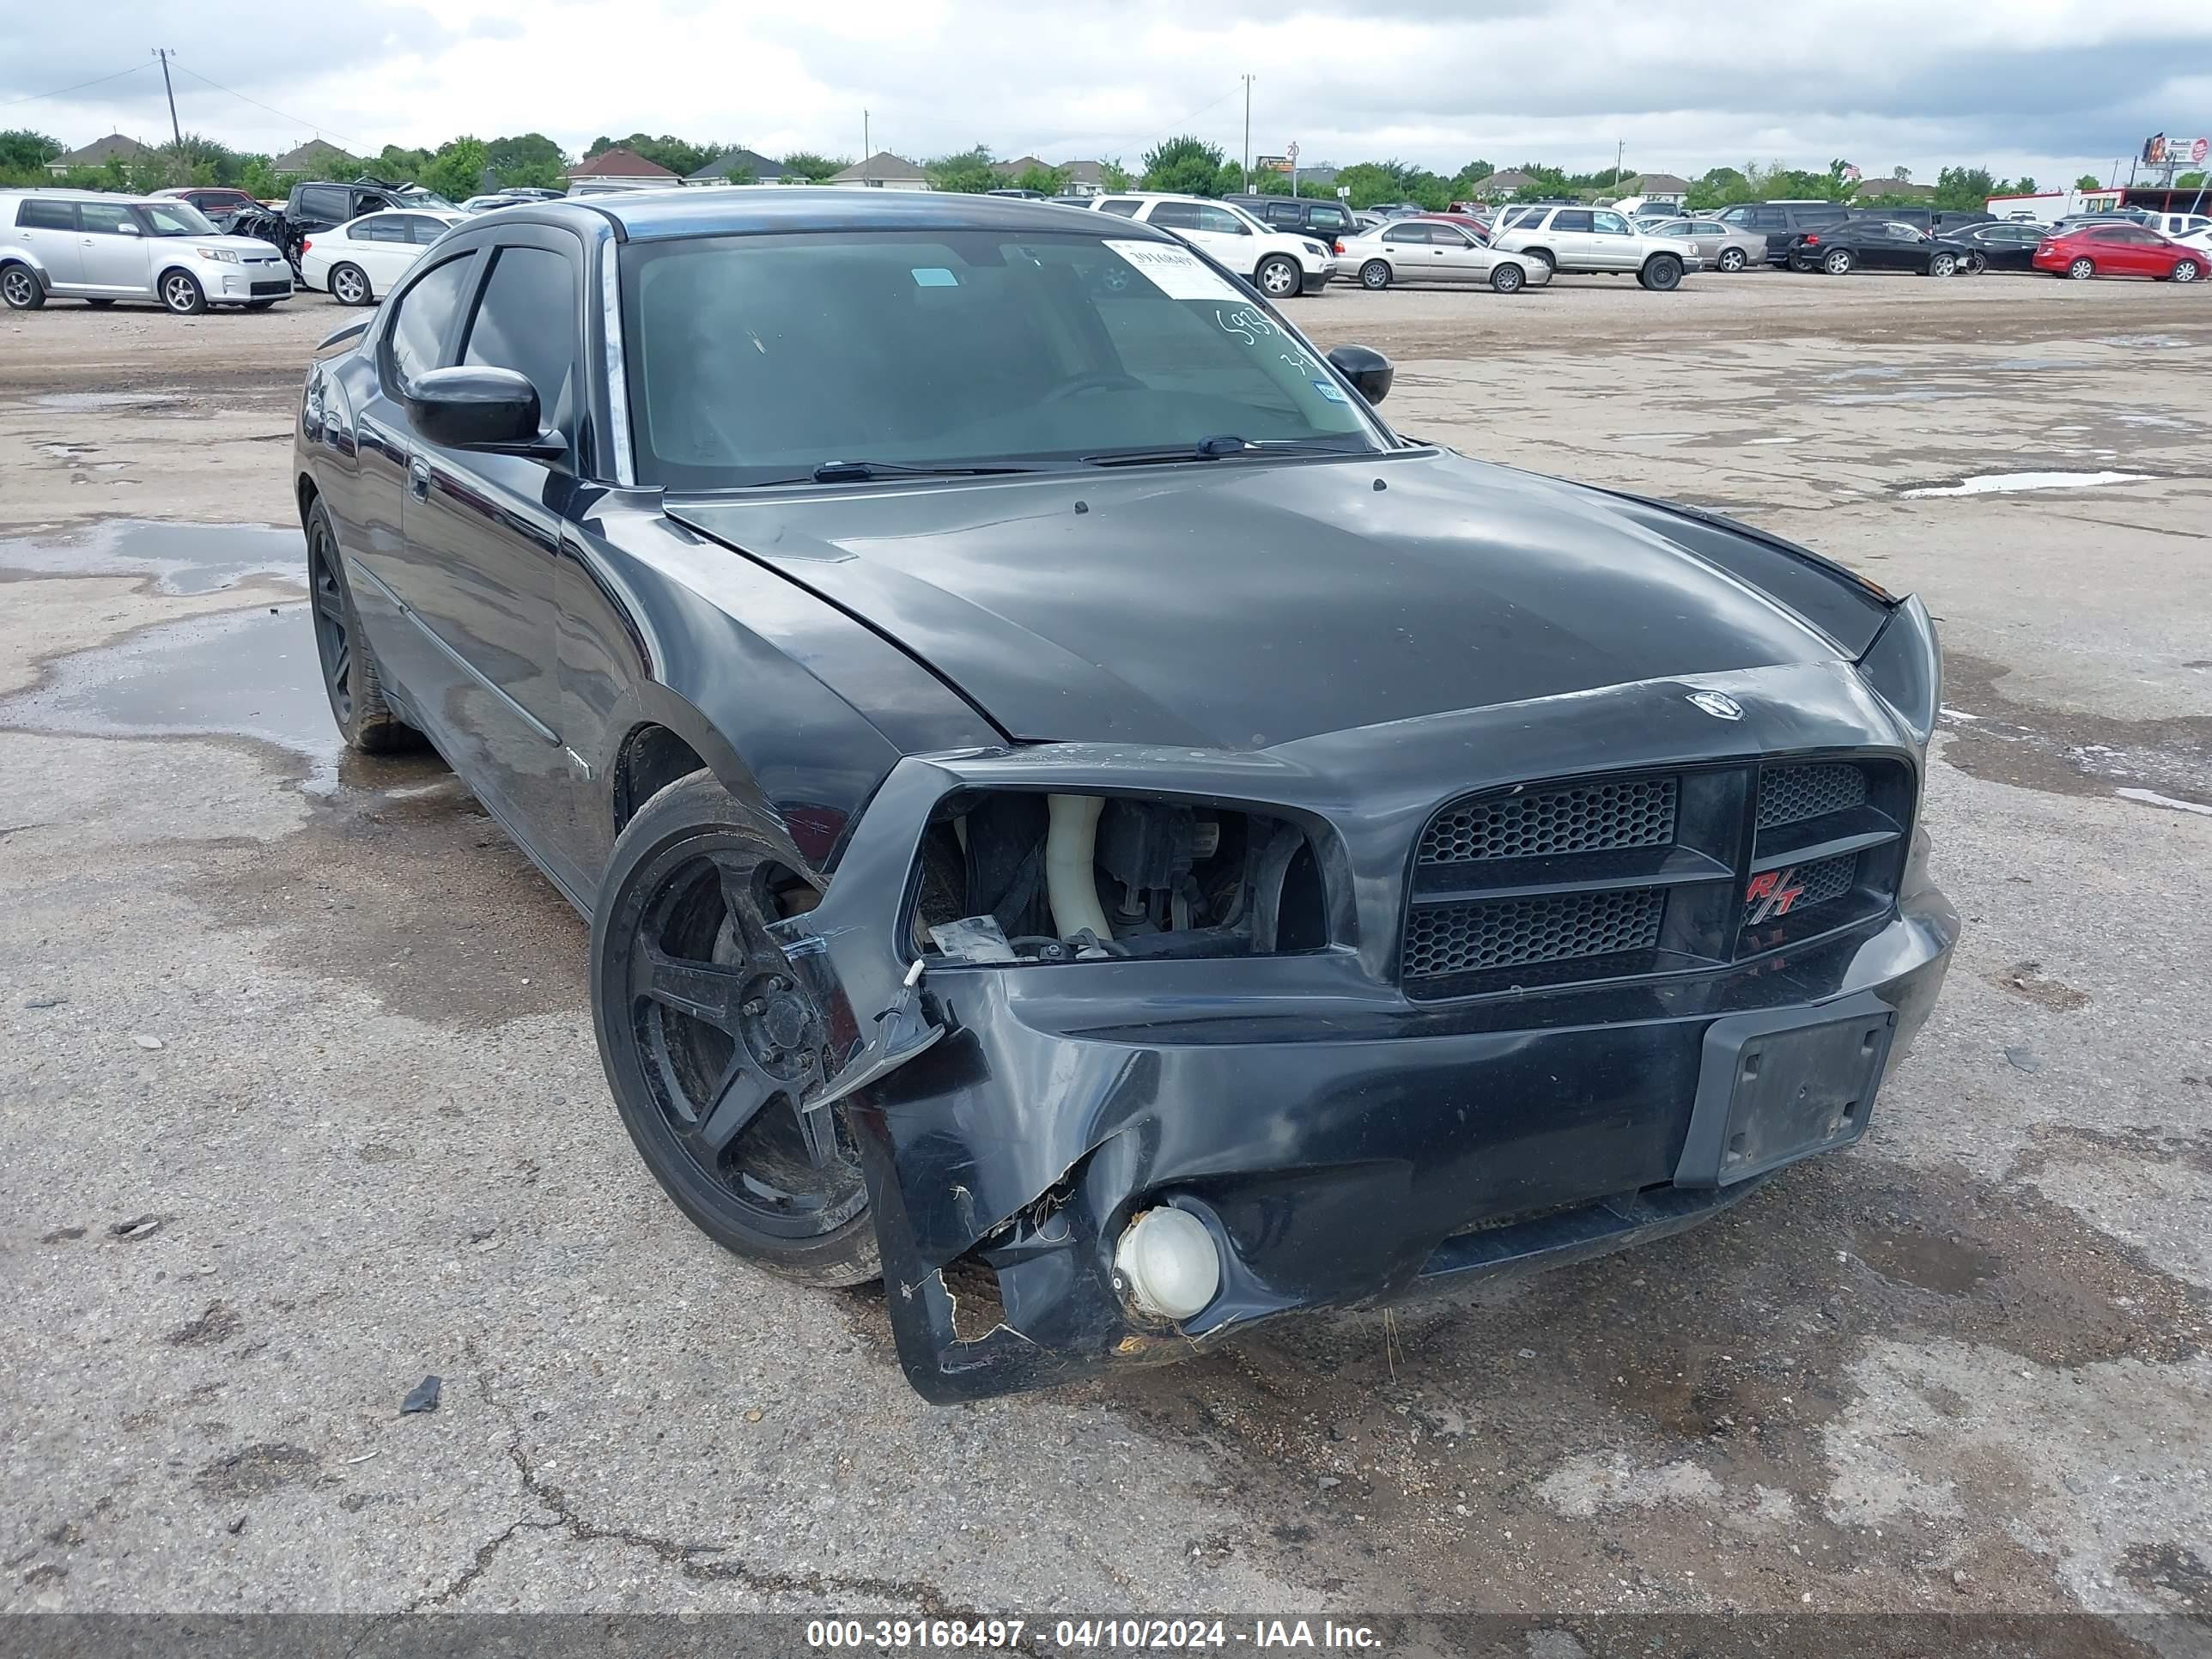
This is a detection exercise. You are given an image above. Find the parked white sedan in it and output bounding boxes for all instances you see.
[1340,218,1552,294]
[301,209,465,306]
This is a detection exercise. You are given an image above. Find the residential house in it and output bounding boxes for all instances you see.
[46,133,152,176]
[567,148,679,190]
[1617,171,1690,206]
[1850,176,1937,201]
[687,147,799,185]
[826,151,930,191]
[271,138,359,179]
[990,155,1050,181]
[1471,168,1542,200]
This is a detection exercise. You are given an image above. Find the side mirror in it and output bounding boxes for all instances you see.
[1327,344,1394,406]
[404,366,565,459]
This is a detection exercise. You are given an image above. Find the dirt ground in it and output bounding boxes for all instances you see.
[3,271,2209,1642]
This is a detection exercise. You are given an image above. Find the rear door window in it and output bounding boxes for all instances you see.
[79,203,138,236]
[298,185,348,221]
[1554,210,1594,232]
[17,199,76,231]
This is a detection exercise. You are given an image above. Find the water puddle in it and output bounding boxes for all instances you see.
[0,520,304,596]
[1899,470,2154,498]
[2095,335,2189,350]
[1993,357,2087,372]
[1743,436,1798,447]
[31,391,189,413]
[0,605,342,781]
[1815,389,1966,406]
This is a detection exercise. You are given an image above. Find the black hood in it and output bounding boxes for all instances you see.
[671,451,1887,750]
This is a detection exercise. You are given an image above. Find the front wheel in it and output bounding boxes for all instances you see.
[160,270,206,314]
[1358,259,1392,290]
[1717,247,1747,273]
[1929,252,1958,277]
[1490,261,1524,294]
[591,773,879,1288]
[328,263,371,307]
[1255,255,1300,300]
[2172,259,2203,283]
[1822,248,1855,276]
[0,264,46,310]
[2067,257,2096,280]
[1639,254,1682,291]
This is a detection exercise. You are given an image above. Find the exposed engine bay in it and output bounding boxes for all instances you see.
[911,793,1331,964]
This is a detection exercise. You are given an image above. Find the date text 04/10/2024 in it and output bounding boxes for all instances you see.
[804,1620,1384,1650]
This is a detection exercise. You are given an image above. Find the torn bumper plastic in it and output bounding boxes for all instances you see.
[777,668,1960,1403]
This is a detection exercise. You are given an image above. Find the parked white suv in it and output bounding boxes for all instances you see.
[1087,193,1334,298]
[1490,204,1698,289]
[2,189,293,314]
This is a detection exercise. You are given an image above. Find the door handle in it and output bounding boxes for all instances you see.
[408,459,431,501]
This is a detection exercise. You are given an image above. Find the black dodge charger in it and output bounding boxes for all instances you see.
[295,190,1956,1401]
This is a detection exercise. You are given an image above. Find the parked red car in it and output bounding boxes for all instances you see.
[2031,223,2207,283]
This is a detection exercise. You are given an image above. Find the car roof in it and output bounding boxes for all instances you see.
[584,185,1170,243]
[1,186,165,204]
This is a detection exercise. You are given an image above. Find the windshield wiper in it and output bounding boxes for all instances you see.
[805,458,1058,483]
[1080,435,1370,468]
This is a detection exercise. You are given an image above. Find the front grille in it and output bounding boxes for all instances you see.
[1756,762,1865,830]
[1404,888,1664,978]
[1419,777,1676,865]
[249,280,289,295]
[1401,755,1911,999]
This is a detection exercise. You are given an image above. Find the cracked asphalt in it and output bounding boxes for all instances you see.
[3,275,2209,1639]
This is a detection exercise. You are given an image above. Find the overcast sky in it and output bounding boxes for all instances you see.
[9,1,2209,187]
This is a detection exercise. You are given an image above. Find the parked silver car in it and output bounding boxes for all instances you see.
[1644,216,1768,273]
[1,189,292,313]
[1340,218,1552,293]
[1490,204,1699,289]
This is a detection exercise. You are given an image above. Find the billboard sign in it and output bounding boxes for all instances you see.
[2144,134,2210,166]
[1255,155,1293,173]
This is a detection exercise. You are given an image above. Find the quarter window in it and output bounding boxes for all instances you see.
[1095,198,1141,217]
[387,254,478,389]
[17,200,75,231]
[461,246,577,422]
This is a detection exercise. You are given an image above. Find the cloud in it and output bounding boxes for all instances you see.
[3,0,2203,185]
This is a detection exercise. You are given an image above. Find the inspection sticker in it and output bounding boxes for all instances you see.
[1104,240,1249,302]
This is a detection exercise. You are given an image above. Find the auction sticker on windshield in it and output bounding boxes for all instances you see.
[1105,240,1249,301]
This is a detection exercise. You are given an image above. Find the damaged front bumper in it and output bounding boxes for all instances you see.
[777,665,1960,1403]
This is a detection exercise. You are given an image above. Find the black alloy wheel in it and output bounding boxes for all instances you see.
[592,774,879,1287]
[1966,252,1988,274]
[306,501,417,751]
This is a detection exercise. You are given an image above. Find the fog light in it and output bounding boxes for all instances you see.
[1114,1206,1220,1322]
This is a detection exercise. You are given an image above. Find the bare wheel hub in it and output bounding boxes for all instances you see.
[738,973,818,1076]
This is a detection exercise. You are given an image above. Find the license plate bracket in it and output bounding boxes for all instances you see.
[1674,992,1896,1188]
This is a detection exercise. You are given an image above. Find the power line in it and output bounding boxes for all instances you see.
[3,60,154,109]
[166,59,361,146]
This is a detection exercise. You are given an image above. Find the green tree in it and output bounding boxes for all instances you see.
[2075,173,2102,191]
[2178,171,2207,189]
[374,145,435,181]
[1139,135,1226,195]
[419,137,490,202]
[1932,166,1996,210]
[1012,163,1071,195]
[780,151,848,183]
[927,145,1000,193]
[486,132,568,191]
[1329,161,1402,208]
[239,155,282,202]
[1449,160,1493,198]
[1098,159,1135,191]
[0,129,62,177]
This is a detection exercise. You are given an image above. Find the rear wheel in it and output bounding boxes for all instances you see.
[1490,261,1524,294]
[160,270,206,315]
[2067,257,2095,280]
[0,264,45,310]
[1965,252,1988,275]
[1639,253,1682,291]
[1255,255,1300,300]
[1717,247,1747,273]
[1822,248,1854,276]
[592,773,879,1288]
[329,263,371,307]
[1358,259,1392,290]
[307,501,420,753]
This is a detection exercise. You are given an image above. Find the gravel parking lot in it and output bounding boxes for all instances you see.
[3,272,2209,1635]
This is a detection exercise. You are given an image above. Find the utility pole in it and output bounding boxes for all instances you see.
[1242,74,1255,192]
[153,48,181,148]
[1615,137,1624,187]
[863,110,871,185]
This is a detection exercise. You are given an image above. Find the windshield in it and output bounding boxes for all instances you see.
[137,201,217,237]
[623,228,1384,489]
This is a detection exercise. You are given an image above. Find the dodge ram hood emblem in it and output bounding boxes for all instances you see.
[1687,690,1745,720]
